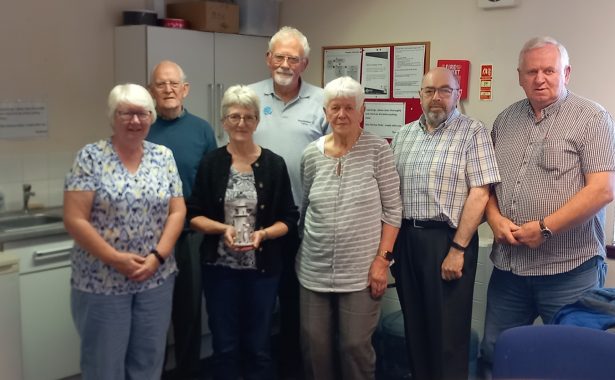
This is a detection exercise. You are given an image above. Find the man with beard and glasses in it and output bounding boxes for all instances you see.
[390,67,500,380]
[248,26,328,379]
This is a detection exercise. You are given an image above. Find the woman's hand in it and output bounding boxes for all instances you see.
[111,251,147,278]
[223,225,253,252]
[368,256,389,298]
[251,229,268,249]
[223,225,238,248]
[129,254,160,282]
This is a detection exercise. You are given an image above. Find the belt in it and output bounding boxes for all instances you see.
[405,218,451,229]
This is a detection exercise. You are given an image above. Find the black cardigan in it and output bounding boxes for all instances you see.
[186,146,299,274]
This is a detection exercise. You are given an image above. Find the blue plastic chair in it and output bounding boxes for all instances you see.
[492,324,615,380]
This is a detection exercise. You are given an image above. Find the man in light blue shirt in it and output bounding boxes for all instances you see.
[249,26,327,379]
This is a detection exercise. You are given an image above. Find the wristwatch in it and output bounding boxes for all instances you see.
[539,219,553,239]
[377,249,394,262]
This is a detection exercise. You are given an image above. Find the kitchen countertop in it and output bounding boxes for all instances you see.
[0,207,66,246]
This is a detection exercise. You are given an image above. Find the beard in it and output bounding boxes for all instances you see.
[273,70,295,87]
[425,107,448,128]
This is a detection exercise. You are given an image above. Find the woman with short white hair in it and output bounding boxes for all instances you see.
[188,85,298,379]
[297,76,402,380]
[64,83,185,379]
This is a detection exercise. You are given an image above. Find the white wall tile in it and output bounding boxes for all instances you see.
[22,153,49,182]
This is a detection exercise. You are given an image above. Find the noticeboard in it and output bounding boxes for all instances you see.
[322,41,430,139]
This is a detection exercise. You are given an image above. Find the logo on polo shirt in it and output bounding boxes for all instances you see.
[263,106,273,116]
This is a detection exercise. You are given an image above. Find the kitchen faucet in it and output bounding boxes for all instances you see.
[23,184,36,213]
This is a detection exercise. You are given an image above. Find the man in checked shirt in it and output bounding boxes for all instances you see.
[391,67,500,380]
[481,36,615,366]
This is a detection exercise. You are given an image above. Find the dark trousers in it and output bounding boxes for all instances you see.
[392,219,478,380]
[278,232,302,378]
[171,231,203,379]
[203,265,280,380]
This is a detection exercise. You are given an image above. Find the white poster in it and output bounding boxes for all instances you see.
[363,102,405,139]
[361,47,390,99]
[323,48,362,86]
[0,101,48,139]
[393,45,426,98]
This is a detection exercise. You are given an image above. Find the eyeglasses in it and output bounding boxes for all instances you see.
[224,113,258,125]
[153,81,183,90]
[117,111,151,121]
[270,53,303,66]
[420,87,459,98]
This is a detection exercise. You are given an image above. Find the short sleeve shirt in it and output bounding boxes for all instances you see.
[65,139,182,294]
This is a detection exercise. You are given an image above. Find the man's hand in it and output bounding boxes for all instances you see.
[441,249,464,281]
[488,214,521,245]
[512,220,545,249]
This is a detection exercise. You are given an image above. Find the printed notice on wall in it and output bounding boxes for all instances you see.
[362,47,391,99]
[393,44,425,98]
[323,48,362,86]
[364,102,405,139]
[0,101,48,139]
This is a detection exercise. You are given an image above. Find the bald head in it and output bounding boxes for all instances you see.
[422,67,460,89]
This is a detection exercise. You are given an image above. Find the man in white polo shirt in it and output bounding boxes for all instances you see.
[249,26,328,379]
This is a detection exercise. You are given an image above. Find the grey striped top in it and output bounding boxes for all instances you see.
[491,90,615,275]
[297,131,402,292]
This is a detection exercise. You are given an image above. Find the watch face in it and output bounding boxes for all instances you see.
[380,250,394,261]
[542,229,552,238]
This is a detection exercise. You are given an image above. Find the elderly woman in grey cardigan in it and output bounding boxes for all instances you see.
[297,76,402,380]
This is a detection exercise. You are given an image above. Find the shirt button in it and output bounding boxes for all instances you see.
[260,204,265,210]
[254,162,260,168]
[259,182,264,188]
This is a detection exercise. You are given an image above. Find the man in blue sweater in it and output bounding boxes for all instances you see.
[147,60,216,380]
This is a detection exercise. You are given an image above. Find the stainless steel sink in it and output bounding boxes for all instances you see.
[0,213,63,232]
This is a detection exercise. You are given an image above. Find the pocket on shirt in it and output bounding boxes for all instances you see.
[538,139,577,172]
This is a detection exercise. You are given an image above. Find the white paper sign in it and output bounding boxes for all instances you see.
[364,102,405,139]
[0,101,48,139]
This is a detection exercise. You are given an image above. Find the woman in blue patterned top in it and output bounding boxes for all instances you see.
[187,85,298,380]
[64,83,186,379]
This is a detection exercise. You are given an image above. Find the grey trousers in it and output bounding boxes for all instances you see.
[299,285,381,380]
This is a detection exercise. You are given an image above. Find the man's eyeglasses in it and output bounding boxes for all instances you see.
[270,53,303,66]
[153,81,183,90]
[420,87,459,98]
[225,113,258,125]
[117,111,151,121]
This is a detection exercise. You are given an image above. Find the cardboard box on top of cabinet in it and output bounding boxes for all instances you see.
[167,1,239,33]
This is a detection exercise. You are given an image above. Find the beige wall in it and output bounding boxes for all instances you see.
[0,1,145,210]
[1,0,614,238]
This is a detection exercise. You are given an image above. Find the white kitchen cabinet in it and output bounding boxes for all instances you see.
[114,25,270,145]
[3,234,79,380]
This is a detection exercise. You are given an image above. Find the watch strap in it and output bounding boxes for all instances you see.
[450,241,467,252]
[150,249,165,265]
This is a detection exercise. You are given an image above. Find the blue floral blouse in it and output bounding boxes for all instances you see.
[65,138,182,295]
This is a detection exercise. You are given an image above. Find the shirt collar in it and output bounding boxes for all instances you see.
[526,88,569,121]
[264,78,309,101]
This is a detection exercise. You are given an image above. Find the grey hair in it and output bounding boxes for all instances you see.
[221,85,261,120]
[268,26,310,57]
[107,83,157,123]
[323,76,365,109]
[518,36,570,69]
[148,60,187,85]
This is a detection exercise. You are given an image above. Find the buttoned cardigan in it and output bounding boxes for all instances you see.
[187,146,299,274]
